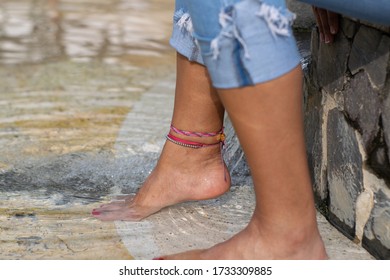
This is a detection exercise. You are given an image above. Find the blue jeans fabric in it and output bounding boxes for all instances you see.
[170,0,301,89]
[170,0,389,89]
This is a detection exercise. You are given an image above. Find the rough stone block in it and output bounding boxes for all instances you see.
[305,15,390,260]
[383,93,390,167]
[286,0,315,30]
[344,71,381,151]
[327,109,364,238]
[304,81,327,201]
[349,25,390,91]
[363,189,390,259]
[358,20,390,34]
[308,28,320,90]
[341,17,358,39]
[368,145,390,185]
[317,30,350,94]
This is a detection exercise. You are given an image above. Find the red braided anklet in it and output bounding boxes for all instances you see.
[170,124,224,138]
[166,124,227,181]
[166,124,225,149]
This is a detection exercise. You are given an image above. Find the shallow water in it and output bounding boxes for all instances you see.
[0,0,175,196]
[0,0,312,200]
[0,0,176,259]
[0,0,313,259]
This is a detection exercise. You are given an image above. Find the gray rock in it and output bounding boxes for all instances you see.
[358,20,390,35]
[286,0,315,30]
[383,93,390,166]
[341,17,358,39]
[344,71,381,151]
[317,29,350,94]
[368,144,390,184]
[348,25,390,90]
[304,14,390,260]
[304,80,327,201]
[363,190,390,259]
[327,108,363,238]
[309,27,320,90]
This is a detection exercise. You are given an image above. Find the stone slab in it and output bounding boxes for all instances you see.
[326,108,363,238]
[304,81,327,201]
[363,190,390,259]
[0,193,133,260]
[316,29,350,94]
[344,71,380,151]
[349,25,390,91]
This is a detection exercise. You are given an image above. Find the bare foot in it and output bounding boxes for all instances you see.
[158,217,328,260]
[92,140,230,221]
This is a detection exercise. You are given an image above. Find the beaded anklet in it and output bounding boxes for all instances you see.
[166,124,225,149]
[166,124,227,181]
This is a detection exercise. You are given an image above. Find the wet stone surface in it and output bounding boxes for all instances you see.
[0,0,175,259]
[0,0,175,188]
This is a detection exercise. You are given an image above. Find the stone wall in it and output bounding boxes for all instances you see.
[304,17,390,259]
[224,8,390,258]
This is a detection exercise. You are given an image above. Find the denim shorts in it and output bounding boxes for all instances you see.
[170,0,301,89]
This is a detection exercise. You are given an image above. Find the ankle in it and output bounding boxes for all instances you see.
[169,124,225,146]
[248,214,326,259]
[163,124,227,170]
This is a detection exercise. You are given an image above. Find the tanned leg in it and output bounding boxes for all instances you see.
[161,66,328,259]
[92,53,230,221]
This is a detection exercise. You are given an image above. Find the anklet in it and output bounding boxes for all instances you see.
[167,124,228,182]
[166,133,221,149]
[170,124,224,138]
[168,124,225,146]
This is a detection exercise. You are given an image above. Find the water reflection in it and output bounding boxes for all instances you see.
[0,1,175,260]
[0,0,175,163]
[0,0,173,64]
[0,1,316,260]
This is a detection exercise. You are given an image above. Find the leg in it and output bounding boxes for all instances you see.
[92,53,230,221]
[162,66,327,259]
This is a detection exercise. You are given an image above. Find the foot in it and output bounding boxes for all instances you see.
[92,140,230,221]
[158,217,328,260]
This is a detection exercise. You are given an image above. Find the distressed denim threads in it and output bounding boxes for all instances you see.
[170,0,301,89]
[170,3,203,64]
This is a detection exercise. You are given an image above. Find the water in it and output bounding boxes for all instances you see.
[0,0,175,200]
[0,1,312,202]
[0,0,312,259]
[0,0,173,64]
[0,0,176,259]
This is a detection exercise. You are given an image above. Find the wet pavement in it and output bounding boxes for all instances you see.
[0,0,374,260]
[0,0,174,259]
